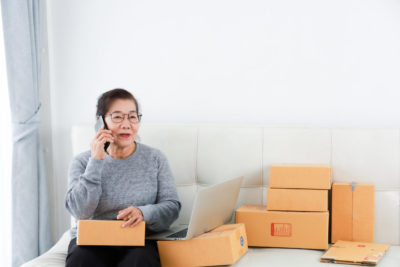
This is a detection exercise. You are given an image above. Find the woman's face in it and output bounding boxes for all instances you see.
[104,98,140,148]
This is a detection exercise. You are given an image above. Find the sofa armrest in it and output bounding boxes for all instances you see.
[21,230,70,267]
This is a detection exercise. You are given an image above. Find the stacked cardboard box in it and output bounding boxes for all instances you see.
[236,165,331,250]
[331,182,375,243]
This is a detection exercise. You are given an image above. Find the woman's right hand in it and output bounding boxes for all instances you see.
[90,125,114,160]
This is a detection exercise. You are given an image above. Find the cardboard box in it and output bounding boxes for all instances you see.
[267,188,328,212]
[269,165,331,189]
[157,224,248,267]
[331,183,374,243]
[320,240,390,266]
[235,205,329,250]
[77,220,145,246]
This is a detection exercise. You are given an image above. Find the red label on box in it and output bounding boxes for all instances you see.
[271,223,292,237]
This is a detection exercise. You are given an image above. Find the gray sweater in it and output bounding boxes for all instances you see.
[65,142,181,238]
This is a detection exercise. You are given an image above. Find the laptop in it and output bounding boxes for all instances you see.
[147,176,243,240]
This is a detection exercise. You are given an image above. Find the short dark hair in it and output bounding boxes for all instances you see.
[96,88,140,117]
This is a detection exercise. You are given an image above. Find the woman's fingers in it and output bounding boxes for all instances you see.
[92,129,114,149]
[95,127,113,139]
[117,208,130,220]
[117,206,135,219]
[91,127,114,160]
[122,216,135,227]
[132,214,144,227]
[94,125,104,138]
[95,126,111,137]
[130,217,142,228]
[96,134,114,147]
[117,206,144,227]
[97,132,114,142]
[122,214,143,228]
[98,137,113,145]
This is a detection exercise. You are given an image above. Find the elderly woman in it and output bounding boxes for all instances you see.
[65,88,181,267]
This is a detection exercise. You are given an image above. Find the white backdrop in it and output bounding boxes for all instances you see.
[43,0,400,242]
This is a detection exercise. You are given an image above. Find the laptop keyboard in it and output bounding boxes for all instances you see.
[166,228,188,238]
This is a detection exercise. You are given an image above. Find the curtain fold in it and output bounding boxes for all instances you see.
[1,0,51,266]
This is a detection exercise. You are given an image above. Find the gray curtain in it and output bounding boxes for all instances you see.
[1,0,51,266]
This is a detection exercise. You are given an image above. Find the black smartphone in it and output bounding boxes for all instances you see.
[94,116,110,152]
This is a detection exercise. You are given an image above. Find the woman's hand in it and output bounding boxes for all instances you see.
[90,125,114,160]
[117,206,144,228]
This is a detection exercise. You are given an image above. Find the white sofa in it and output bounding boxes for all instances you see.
[23,124,400,266]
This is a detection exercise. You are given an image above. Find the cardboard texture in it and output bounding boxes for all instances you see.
[235,205,329,250]
[77,220,145,246]
[269,165,331,189]
[157,224,248,267]
[320,240,390,266]
[267,187,328,211]
[331,183,375,243]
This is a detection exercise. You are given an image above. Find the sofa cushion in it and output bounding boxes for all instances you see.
[22,235,400,267]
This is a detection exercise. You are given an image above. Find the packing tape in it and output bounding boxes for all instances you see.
[351,182,356,191]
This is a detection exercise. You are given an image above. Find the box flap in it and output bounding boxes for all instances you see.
[197,224,243,239]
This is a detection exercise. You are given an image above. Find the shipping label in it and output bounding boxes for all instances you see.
[271,223,292,237]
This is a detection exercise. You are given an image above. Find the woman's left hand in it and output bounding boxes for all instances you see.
[117,206,144,228]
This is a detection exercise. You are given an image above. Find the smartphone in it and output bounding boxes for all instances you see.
[94,116,110,152]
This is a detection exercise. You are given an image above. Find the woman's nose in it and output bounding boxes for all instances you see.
[120,116,131,127]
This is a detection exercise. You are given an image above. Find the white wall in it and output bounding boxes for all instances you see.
[44,0,400,242]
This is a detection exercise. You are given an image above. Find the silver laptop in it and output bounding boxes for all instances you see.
[147,176,243,240]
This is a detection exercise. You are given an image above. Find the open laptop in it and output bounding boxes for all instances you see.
[147,176,243,240]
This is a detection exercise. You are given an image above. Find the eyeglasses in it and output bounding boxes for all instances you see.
[104,111,142,124]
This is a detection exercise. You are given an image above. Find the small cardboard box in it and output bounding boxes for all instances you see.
[320,240,390,266]
[269,165,331,189]
[157,224,248,267]
[331,183,374,243]
[235,205,329,250]
[77,220,145,246]
[267,187,328,212]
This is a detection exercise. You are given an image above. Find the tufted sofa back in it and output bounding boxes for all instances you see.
[72,124,400,245]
